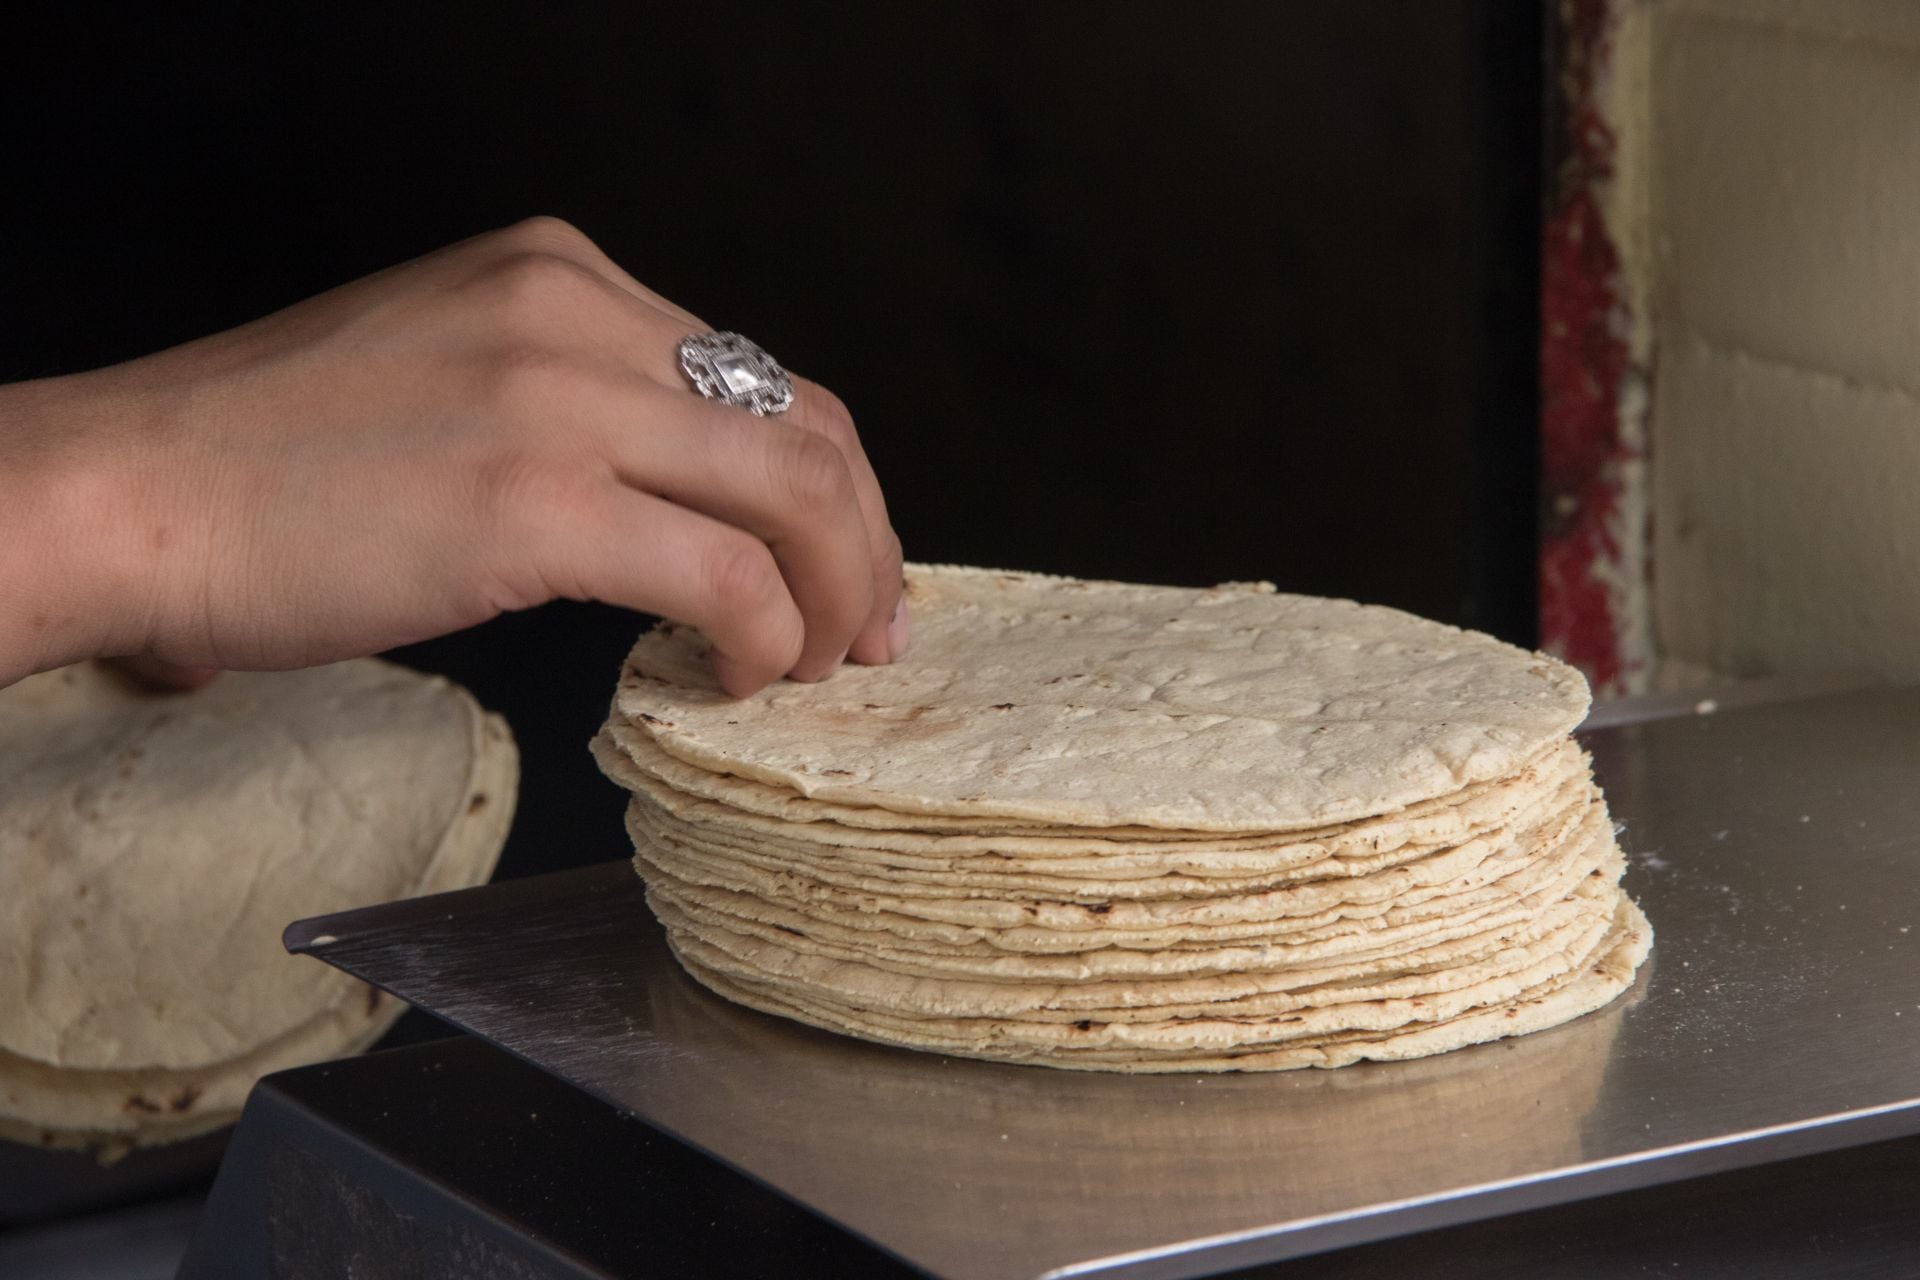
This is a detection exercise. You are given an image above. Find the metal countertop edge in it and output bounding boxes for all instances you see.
[283,863,630,954]
[1040,1097,1920,1280]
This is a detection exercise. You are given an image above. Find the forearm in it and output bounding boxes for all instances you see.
[0,372,162,687]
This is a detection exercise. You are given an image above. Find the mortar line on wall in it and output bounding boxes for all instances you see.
[1671,326,1920,413]
[1663,1,1920,59]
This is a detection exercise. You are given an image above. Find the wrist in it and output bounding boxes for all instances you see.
[0,372,172,685]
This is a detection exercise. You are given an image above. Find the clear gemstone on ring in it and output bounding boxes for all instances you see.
[678,332,795,415]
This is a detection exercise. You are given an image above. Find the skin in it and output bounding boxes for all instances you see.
[0,217,908,695]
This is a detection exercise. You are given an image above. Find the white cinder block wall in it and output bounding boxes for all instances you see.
[1648,0,1920,678]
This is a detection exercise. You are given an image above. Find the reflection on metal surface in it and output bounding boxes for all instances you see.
[645,953,1625,1278]
[294,687,1920,1280]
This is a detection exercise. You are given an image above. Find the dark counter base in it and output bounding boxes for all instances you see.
[181,1034,1920,1280]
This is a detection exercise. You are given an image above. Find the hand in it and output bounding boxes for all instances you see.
[0,218,907,695]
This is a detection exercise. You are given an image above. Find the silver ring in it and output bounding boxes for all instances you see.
[678,331,795,416]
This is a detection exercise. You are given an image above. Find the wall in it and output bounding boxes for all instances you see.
[1649,0,1920,678]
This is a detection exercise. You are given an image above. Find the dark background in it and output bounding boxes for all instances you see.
[2,2,1543,879]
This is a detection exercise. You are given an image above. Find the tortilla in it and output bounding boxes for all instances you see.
[0,659,516,1151]
[676,899,1651,1072]
[615,566,1590,833]
[598,719,1586,848]
[594,565,1648,1073]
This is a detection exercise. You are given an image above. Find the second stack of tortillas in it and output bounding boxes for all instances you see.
[595,565,1649,1072]
[0,660,517,1154]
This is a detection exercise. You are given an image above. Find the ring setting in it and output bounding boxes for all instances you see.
[678,331,794,416]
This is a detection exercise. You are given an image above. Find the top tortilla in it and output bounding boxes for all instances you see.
[0,659,515,1072]
[614,565,1589,834]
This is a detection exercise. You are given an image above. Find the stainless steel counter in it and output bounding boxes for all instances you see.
[290,686,1920,1280]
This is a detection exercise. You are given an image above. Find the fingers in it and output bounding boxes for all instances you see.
[456,216,909,682]
[529,482,807,698]
[571,382,875,683]
[786,379,908,664]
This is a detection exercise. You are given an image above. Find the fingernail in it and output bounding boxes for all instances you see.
[887,597,911,661]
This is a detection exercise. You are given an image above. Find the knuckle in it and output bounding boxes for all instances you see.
[478,250,592,324]
[702,538,783,617]
[771,430,855,513]
[497,214,592,254]
[798,383,859,449]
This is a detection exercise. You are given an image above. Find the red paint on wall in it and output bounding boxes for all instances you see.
[1540,0,1642,694]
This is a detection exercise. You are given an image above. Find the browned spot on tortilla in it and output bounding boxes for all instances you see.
[170,1085,202,1113]
[365,985,383,1016]
[991,703,1014,711]
[1072,1019,1095,1031]
[823,769,853,777]
[467,793,487,813]
[75,884,89,899]
[124,1094,162,1115]
[638,713,672,728]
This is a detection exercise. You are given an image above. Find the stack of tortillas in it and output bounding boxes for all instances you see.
[594,565,1650,1073]
[0,659,516,1157]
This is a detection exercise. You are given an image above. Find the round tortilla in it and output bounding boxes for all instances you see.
[595,725,1590,867]
[595,565,1646,1073]
[625,777,1592,931]
[614,565,1590,833]
[0,660,516,1072]
[675,898,1651,1072]
[632,794,1595,949]
[0,667,516,1153]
